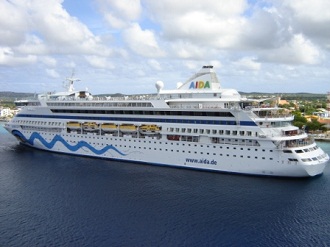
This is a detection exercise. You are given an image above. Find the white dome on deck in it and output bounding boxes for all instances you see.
[221,89,241,99]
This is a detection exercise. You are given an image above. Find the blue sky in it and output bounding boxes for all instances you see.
[0,0,330,94]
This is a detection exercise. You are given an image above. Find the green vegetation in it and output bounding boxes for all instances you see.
[292,111,327,132]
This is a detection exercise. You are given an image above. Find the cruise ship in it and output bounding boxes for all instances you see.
[4,66,329,177]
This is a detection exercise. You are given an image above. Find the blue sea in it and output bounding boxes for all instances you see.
[1,123,330,247]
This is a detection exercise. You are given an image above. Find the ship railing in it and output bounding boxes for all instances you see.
[48,94,158,102]
[283,137,315,148]
[252,113,293,119]
[169,105,225,109]
[282,129,306,137]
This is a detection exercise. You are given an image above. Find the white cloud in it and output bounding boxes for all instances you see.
[284,0,330,23]
[262,34,321,64]
[85,56,115,69]
[39,56,57,67]
[147,59,161,70]
[0,0,112,60]
[0,0,28,46]
[122,23,165,57]
[46,69,60,78]
[0,47,37,66]
[274,0,330,49]
[144,0,247,49]
[96,0,142,28]
[234,57,261,70]
[1,0,330,94]
[171,41,207,59]
[209,60,222,69]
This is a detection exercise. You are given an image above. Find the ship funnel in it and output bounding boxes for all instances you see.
[176,65,221,91]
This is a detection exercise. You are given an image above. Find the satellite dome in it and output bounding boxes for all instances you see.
[155,80,164,93]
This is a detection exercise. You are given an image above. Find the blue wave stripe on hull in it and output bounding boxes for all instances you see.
[12,130,126,156]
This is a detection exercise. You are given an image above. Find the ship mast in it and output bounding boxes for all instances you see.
[64,71,80,92]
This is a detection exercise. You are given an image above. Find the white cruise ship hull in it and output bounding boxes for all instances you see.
[7,128,327,177]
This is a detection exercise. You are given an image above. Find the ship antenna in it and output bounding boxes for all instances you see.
[63,70,80,92]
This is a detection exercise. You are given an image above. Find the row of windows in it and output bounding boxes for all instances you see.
[48,102,153,108]
[17,114,257,126]
[21,126,61,132]
[60,133,272,152]
[14,120,63,126]
[51,109,235,117]
[283,146,319,154]
[167,127,257,137]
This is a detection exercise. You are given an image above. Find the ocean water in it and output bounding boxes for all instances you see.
[1,123,330,247]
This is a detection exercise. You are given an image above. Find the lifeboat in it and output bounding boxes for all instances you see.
[82,122,99,132]
[101,123,118,132]
[119,124,137,133]
[139,124,161,134]
[67,122,81,129]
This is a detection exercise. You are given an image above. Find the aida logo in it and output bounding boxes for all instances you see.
[189,81,210,89]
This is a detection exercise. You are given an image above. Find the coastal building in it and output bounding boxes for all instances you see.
[0,107,11,117]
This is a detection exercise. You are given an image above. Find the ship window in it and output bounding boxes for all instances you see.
[226,130,230,135]
[288,158,298,162]
[295,150,303,153]
[283,150,292,153]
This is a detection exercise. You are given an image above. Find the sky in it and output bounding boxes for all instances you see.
[0,0,330,95]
